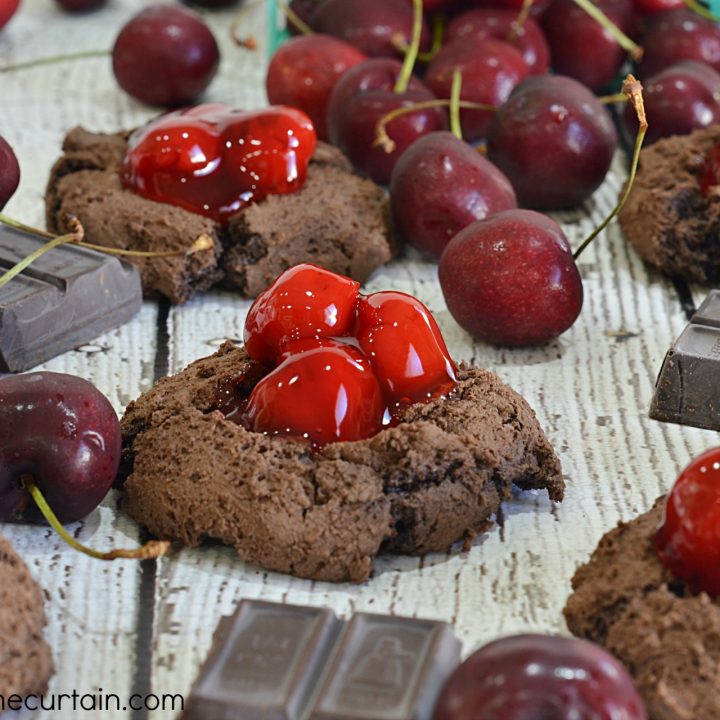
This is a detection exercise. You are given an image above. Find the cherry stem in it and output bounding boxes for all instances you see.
[449,69,463,141]
[573,75,646,260]
[375,98,495,153]
[0,218,84,291]
[599,92,628,104]
[395,13,445,63]
[0,49,109,74]
[21,476,169,561]
[684,0,720,21]
[570,0,643,61]
[278,0,313,36]
[507,0,533,44]
[394,0,423,94]
[0,213,213,290]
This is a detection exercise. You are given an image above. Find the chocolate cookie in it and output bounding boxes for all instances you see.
[0,534,53,698]
[618,125,720,285]
[46,129,397,304]
[564,499,720,720]
[118,343,564,583]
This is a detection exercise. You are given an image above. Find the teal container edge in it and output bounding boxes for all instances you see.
[267,0,291,57]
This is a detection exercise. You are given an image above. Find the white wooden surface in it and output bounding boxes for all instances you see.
[0,2,714,718]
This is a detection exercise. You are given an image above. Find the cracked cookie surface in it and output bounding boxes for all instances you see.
[564,499,720,720]
[119,343,563,583]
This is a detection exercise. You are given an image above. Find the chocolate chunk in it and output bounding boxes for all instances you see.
[182,600,461,720]
[650,290,720,430]
[0,222,141,372]
[309,613,461,720]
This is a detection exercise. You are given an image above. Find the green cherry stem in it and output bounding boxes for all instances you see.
[574,75,647,260]
[449,69,463,140]
[570,0,643,61]
[395,12,445,63]
[507,0,534,44]
[276,0,313,36]
[0,49,108,73]
[0,213,214,291]
[394,0,423,94]
[684,0,720,21]
[374,98,496,152]
[22,476,170,561]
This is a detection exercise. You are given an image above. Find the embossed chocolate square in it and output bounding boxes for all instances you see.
[181,600,461,720]
[650,290,720,430]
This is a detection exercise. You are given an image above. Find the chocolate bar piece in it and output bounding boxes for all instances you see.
[650,289,720,430]
[0,223,141,372]
[182,600,461,720]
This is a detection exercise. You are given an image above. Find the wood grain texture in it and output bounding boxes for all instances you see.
[1,2,717,718]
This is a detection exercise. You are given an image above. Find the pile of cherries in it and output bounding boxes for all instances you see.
[217,263,457,446]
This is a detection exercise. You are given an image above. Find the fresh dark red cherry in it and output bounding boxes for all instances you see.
[467,0,552,14]
[327,58,447,184]
[266,34,366,142]
[243,339,386,446]
[310,0,430,58]
[486,75,617,210]
[631,0,683,13]
[53,0,106,11]
[243,263,360,367]
[541,0,636,91]
[638,9,720,78]
[121,104,317,223]
[112,5,220,107]
[0,0,19,28]
[287,0,321,34]
[426,37,529,142]
[0,135,20,210]
[433,634,647,720]
[655,448,720,597]
[625,61,720,144]
[389,131,517,260]
[446,8,550,76]
[0,372,121,525]
[439,209,584,347]
[356,291,456,405]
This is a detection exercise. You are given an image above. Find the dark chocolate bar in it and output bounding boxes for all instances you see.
[650,289,720,430]
[0,223,142,372]
[181,600,461,720]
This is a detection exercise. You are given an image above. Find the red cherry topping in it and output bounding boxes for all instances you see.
[355,291,457,405]
[699,142,720,198]
[244,264,360,366]
[121,103,317,223]
[244,339,386,446]
[655,448,720,597]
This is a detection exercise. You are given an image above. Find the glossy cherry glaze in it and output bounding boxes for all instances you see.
[699,142,720,197]
[426,37,530,142]
[327,58,447,184]
[310,0,430,58]
[244,339,387,446]
[0,373,121,524]
[439,209,584,347]
[112,5,220,107]
[655,448,720,597]
[625,61,720,144]
[542,0,636,91]
[389,131,517,260]
[121,104,317,223]
[433,634,647,720]
[0,135,20,210]
[446,8,550,76]
[244,264,361,366]
[638,9,720,78]
[355,291,457,405]
[227,264,458,446]
[487,75,617,210]
[266,34,366,142]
